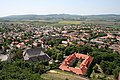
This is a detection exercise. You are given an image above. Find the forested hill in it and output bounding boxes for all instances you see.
[1,14,120,21]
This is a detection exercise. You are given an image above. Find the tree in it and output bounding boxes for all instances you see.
[64,45,78,56]
[12,49,23,60]
[113,67,120,79]
[100,61,115,75]
[55,44,66,52]
[0,61,44,80]
[33,63,45,74]
[46,47,63,60]
[79,44,92,54]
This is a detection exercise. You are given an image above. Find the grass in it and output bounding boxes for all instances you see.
[41,69,88,80]
[72,58,83,68]
[76,61,82,67]
[58,20,81,24]
[91,72,114,80]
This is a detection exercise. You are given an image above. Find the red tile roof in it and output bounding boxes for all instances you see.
[59,53,93,75]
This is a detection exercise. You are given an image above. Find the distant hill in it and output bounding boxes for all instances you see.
[86,14,120,21]
[0,14,83,21]
[0,14,120,21]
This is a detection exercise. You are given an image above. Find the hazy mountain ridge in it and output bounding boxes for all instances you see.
[1,14,120,21]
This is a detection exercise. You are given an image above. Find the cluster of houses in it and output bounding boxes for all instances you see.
[0,23,53,61]
[0,22,120,75]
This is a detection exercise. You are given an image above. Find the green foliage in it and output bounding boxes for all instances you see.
[12,49,23,60]
[92,48,116,64]
[100,61,115,75]
[64,44,92,56]
[113,67,120,79]
[0,60,44,80]
[46,47,63,60]
[86,61,95,78]
[49,62,60,69]
[32,62,45,74]
[78,44,92,54]
[91,48,120,79]
[46,38,67,47]
[55,44,66,52]
[64,45,78,56]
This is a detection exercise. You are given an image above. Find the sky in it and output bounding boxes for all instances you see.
[0,0,120,17]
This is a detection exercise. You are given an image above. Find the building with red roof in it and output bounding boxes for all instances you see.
[59,53,93,75]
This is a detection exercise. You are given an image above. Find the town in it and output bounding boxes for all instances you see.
[0,20,120,80]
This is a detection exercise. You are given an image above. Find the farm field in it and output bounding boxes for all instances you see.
[58,20,81,24]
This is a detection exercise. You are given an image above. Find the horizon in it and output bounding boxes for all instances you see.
[1,13,120,18]
[0,0,120,17]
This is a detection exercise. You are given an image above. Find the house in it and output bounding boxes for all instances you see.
[16,42,26,49]
[59,53,93,75]
[23,47,50,62]
[109,44,120,54]
[32,42,38,47]
[62,41,68,44]
[0,53,13,62]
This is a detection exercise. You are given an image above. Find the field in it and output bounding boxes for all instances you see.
[58,20,81,24]
[41,69,88,80]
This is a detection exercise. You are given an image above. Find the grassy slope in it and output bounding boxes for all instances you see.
[41,69,88,80]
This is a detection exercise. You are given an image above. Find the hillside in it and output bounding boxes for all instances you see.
[0,14,120,21]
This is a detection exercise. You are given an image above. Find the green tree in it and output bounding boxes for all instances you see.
[46,47,63,60]
[79,44,92,54]
[113,67,120,80]
[64,45,77,56]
